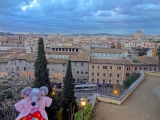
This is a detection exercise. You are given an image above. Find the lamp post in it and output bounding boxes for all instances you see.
[80,96,87,120]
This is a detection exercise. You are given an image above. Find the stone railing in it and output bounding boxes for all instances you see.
[97,70,145,105]
[144,71,160,76]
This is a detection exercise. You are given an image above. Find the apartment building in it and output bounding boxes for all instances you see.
[88,59,132,85]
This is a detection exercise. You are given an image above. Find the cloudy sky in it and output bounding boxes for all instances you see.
[0,0,160,34]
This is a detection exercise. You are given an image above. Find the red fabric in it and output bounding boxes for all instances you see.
[20,110,44,120]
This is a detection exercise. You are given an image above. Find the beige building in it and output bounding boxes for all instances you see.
[89,59,132,85]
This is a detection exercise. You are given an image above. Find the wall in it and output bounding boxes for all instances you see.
[89,64,124,85]
[144,71,160,76]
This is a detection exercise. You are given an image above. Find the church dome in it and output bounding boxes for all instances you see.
[135,29,143,35]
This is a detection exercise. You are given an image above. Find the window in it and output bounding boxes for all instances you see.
[149,67,152,71]
[12,68,13,70]
[140,67,142,70]
[103,73,106,76]
[17,67,19,70]
[97,66,99,69]
[63,70,65,72]
[109,73,112,77]
[135,67,137,70]
[76,49,78,52]
[110,66,112,69]
[127,67,130,71]
[97,73,99,76]
[77,78,79,81]
[92,79,94,83]
[103,66,107,69]
[81,71,83,74]
[77,71,79,74]
[69,48,71,52]
[117,74,119,77]
[62,64,65,66]
[52,69,54,71]
[92,72,94,76]
[81,63,84,66]
[117,66,121,70]
[62,48,64,51]
[86,72,88,74]
[28,67,30,69]
[6,68,8,70]
[144,67,145,70]
[24,67,26,71]
[154,67,156,71]
[92,65,94,69]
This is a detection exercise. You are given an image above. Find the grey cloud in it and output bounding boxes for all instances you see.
[0,0,160,34]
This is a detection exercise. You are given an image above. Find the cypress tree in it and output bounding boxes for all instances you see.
[33,37,58,120]
[33,37,52,91]
[62,60,77,120]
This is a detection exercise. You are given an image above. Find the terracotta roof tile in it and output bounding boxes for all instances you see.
[137,56,158,65]
[90,58,133,65]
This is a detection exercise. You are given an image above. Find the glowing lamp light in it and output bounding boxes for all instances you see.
[52,92,55,95]
[80,96,87,107]
[81,101,86,106]
[114,90,117,94]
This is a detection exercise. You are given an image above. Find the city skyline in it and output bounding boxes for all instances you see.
[0,0,160,34]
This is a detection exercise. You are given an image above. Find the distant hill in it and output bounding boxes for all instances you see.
[0,32,15,36]
[66,33,122,36]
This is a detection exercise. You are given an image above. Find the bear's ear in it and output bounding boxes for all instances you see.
[39,86,48,95]
[21,87,32,97]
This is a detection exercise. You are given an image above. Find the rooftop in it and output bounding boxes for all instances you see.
[68,52,90,62]
[90,58,133,65]
[137,56,158,65]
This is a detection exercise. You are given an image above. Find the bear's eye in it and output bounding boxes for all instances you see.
[32,89,39,93]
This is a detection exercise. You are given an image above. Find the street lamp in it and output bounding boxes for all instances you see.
[80,96,87,120]
[113,88,119,96]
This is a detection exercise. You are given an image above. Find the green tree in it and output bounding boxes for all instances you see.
[157,46,160,71]
[33,37,52,91]
[62,60,78,120]
[123,72,140,89]
[33,37,58,120]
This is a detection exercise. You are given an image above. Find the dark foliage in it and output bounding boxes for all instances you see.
[62,60,78,120]
[123,72,140,89]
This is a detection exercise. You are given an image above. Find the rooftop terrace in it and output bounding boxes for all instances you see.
[94,75,160,120]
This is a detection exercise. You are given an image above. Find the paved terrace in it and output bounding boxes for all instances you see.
[94,75,160,120]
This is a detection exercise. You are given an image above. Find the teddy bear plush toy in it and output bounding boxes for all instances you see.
[14,86,52,120]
